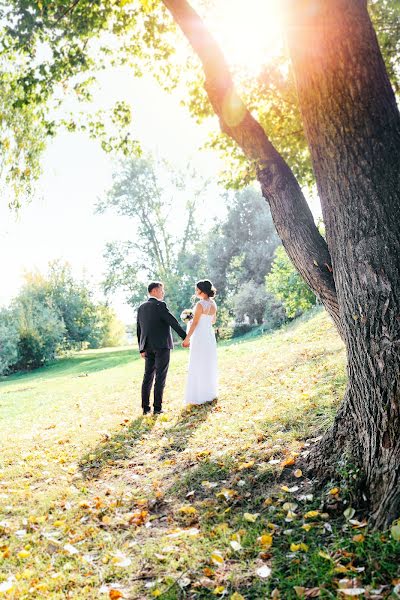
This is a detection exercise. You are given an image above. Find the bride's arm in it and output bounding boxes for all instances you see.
[184,303,203,342]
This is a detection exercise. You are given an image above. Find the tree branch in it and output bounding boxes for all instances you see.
[161,0,343,335]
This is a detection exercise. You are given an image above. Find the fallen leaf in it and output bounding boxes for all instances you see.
[290,542,309,552]
[238,461,255,470]
[230,540,242,552]
[258,534,273,548]
[352,534,365,543]
[213,587,226,595]
[391,522,400,541]
[304,510,320,519]
[111,552,131,568]
[243,512,259,522]
[344,507,356,520]
[329,487,340,495]
[294,469,303,478]
[109,591,124,599]
[256,565,272,578]
[210,550,224,566]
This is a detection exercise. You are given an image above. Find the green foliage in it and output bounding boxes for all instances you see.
[233,280,271,324]
[87,305,126,349]
[266,245,317,318]
[15,301,65,370]
[207,186,281,323]
[0,261,125,374]
[0,308,19,375]
[99,155,209,316]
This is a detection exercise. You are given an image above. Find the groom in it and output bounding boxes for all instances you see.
[136,282,187,415]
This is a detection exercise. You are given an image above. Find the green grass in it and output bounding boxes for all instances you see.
[0,308,399,599]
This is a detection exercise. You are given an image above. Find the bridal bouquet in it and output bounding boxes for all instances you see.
[180,308,194,324]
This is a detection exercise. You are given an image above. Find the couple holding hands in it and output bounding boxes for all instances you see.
[136,280,218,415]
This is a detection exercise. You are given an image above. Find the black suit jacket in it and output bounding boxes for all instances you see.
[136,298,187,352]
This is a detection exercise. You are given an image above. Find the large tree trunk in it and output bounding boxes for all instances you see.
[284,0,400,528]
[162,0,343,336]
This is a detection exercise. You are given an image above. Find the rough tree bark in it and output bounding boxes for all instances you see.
[161,0,342,336]
[162,0,400,528]
[284,0,400,528]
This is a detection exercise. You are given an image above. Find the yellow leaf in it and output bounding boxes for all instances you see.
[210,550,224,565]
[178,506,197,515]
[214,587,226,595]
[102,515,112,525]
[290,543,308,552]
[243,512,259,522]
[318,551,331,560]
[304,510,320,519]
[264,497,273,506]
[216,488,237,501]
[281,456,296,468]
[230,594,245,600]
[17,550,30,559]
[302,524,312,532]
[53,520,65,527]
[293,469,303,478]
[328,487,340,495]
[352,534,365,543]
[238,461,254,470]
[258,534,273,548]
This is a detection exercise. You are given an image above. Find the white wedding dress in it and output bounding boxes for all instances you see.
[184,299,218,405]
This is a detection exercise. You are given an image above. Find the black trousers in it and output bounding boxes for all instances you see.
[141,348,170,412]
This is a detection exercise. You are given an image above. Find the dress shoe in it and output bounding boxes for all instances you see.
[143,409,151,416]
[153,409,164,415]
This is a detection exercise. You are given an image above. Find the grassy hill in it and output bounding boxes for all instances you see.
[0,309,399,599]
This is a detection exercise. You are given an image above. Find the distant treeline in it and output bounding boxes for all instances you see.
[0,261,125,375]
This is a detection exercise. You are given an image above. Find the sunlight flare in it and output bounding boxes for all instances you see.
[205,0,283,72]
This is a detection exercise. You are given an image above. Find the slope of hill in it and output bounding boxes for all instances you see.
[1,308,399,599]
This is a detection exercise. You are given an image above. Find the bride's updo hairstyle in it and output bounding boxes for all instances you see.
[196,279,216,298]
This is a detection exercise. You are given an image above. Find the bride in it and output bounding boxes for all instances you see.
[182,279,218,406]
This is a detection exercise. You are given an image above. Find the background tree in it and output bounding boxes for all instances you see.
[98,155,209,316]
[0,308,20,375]
[87,305,126,349]
[266,246,317,319]
[14,292,65,369]
[207,187,280,314]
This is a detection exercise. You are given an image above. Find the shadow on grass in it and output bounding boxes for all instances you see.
[159,401,215,459]
[1,347,138,386]
[79,415,157,480]
[79,401,215,481]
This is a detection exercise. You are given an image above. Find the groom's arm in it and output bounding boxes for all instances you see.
[136,309,141,348]
[159,303,187,340]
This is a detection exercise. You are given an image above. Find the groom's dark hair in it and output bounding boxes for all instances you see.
[148,281,163,294]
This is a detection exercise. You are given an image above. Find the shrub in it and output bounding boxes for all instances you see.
[0,308,19,375]
[266,246,317,318]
